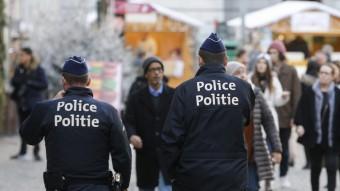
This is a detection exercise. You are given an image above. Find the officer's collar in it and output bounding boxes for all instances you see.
[195,63,226,76]
[64,87,93,97]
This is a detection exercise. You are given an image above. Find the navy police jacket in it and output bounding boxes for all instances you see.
[161,64,255,191]
[20,87,132,189]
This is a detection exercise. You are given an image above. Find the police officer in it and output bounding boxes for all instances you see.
[20,56,131,191]
[161,33,255,191]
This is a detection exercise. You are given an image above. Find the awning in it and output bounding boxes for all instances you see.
[114,1,204,27]
[227,1,340,29]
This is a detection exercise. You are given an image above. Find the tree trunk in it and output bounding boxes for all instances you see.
[0,0,6,134]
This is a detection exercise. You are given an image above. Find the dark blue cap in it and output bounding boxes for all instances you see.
[200,33,226,54]
[62,56,88,76]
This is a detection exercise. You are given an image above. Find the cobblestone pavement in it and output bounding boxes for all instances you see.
[0,135,338,191]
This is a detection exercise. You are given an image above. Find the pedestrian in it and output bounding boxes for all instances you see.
[161,33,255,191]
[20,56,131,191]
[295,64,340,191]
[306,51,328,78]
[226,61,282,191]
[330,63,340,87]
[268,40,301,188]
[124,56,174,191]
[250,53,289,129]
[10,47,48,161]
[236,49,249,67]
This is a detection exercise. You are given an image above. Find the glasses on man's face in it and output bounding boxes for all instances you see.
[148,67,163,73]
[319,71,332,76]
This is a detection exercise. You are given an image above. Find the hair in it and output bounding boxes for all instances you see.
[251,57,274,93]
[21,47,39,71]
[62,73,89,86]
[236,49,246,58]
[225,61,244,75]
[199,49,226,64]
[319,63,335,75]
[278,52,286,62]
[267,48,286,62]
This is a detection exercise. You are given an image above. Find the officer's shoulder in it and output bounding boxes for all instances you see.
[225,74,251,87]
[164,85,175,93]
[32,99,56,111]
[94,99,118,113]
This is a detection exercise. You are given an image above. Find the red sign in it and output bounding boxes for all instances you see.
[114,1,155,15]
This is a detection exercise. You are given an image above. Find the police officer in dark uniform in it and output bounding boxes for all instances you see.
[161,34,255,191]
[20,56,131,191]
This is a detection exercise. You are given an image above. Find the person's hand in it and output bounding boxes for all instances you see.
[296,125,305,137]
[272,152,282,164]
[290,119,295,128]
[130,135,143,149]
[282,91,291,100]
[54,90,65,99]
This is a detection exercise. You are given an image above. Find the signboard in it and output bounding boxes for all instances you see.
[114,1,154,15]
[89,61,122,110]
[291,12,330,32]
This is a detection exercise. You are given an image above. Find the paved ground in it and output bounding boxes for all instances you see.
[0,135,338,191]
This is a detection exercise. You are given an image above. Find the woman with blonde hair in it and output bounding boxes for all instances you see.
[10,47,48,161]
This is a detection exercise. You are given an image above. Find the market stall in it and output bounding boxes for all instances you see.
[114,1,203,87]
[227,1,340,67]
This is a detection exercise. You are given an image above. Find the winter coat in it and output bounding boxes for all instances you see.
[294,84,340,149]
[252,88,282,180]
[275,62,301,128]
[124,85,174,188]
[250,73,288,129]
[11,65,48,111]
[20,87,132,190]
[161,64,255,191]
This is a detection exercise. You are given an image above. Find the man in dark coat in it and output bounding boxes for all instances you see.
[161,33,255,191]
[124,56,175,191]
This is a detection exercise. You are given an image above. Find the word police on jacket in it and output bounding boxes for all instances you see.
[196,80,239,106]
[54,100,99,127]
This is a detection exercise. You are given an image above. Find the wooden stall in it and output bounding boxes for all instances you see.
[115,2,203,87]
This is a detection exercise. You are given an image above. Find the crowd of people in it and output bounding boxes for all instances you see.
[125,38,340,191]
[7,34,340,191]
[229,40,340,191]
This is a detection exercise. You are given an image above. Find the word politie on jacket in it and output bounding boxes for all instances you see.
[54,100,99,127]
[196,80,239,106]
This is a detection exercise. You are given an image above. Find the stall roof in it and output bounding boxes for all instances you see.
[227,1,340,29]
[127,0,204,27]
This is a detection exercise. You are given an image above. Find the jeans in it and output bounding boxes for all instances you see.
[247,163,259,191]
[18,108,40,156]
[279,128,291,177]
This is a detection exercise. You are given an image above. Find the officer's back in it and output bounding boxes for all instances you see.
[161,34,255,191]
[20,56,131,191]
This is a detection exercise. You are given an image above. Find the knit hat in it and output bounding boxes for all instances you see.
[200,33,226,54]
[268,40,286,54]
[142,56,164,75]
[225,61,244,75]
[256,53,272,69]
[62,56,88,76]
